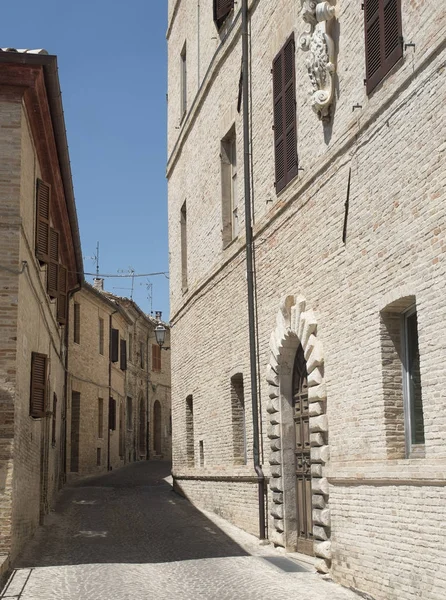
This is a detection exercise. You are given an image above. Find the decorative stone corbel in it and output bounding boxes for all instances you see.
[299,0,336,122]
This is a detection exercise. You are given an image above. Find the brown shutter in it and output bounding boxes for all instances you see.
[365,0,402,94]
[36,179,51,263]
[30,352,47,418]
[214,0,234,28]
[47,228,59,298]
[109,397,116,430]
[152,344,161,371]
[110,328,119,362]
[120,339,127,371]
[57,265,68,325]
[273,35,297,193]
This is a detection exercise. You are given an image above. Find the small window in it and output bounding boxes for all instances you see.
[199,440,204,467]
[120,339,127,371]
[140,341,145,370]
[98,398,104,438]
[181,201,188,291]
[213,0,234,29]
[30,352,48,418]
[180,42,187,118]
[110,328,119,363]
[403,308,425,453]
[152,344,162,372]
[221,128,238,246]
[96,448,102,466]
[109,397,116,431]
[364,0,403,94]
[126,397,133,430]
[99,318,104,355]
[272,35,298,193]
[231,374,246,464]
[73,302,80,344]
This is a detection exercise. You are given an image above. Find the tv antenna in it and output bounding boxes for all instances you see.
[115,266,136,299]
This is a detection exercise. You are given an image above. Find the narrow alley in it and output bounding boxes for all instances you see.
[1,462,358,600]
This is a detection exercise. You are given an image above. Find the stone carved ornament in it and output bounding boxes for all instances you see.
[299,0,336,121]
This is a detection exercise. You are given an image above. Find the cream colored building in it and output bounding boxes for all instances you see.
[67,282,171,479]
[0,50,83,578]
[167,1,446,599]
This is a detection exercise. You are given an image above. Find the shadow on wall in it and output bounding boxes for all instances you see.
[13,461,248,567]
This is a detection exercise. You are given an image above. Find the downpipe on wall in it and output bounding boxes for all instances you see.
[242,0,266,541]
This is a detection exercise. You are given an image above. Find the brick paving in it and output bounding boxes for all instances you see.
[1,461,358,600]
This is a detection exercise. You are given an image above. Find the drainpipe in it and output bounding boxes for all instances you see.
[242,0,266,539]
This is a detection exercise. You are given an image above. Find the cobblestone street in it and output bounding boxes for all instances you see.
[1,462,358,600]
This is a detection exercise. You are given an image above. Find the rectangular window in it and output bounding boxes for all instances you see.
[186,395,194,466]
[110,328,119,363]
[98,398,104,438]
[221,128,238,246]
[56,264,68,325]
[109,397,116,431]
[35,179,50,263]
[364,0,403,94]
[231,374,246,464]
[199,440,204,467]
[120,339,127,371]
[51,394,57,447]
[180,42,187,118]
[30,352,48,418]
[47,228,59,298]
[140,341,145,370]
[273,34,298,193]
[71,391,81,472]
[403,308,425,454]
[73,302,80,344]
[213,0,234,29]
[152,344,162,372]
[119,401,125,458]
[128,333,133,363]
[181,201,188,291]
[127,397,133,430]
[96,448,102,466]
[99,318,104,355]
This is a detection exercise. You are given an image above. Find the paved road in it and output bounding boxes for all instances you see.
[1,461,358,600]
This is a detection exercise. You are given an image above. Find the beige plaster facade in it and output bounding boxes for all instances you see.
[167,1,446,599]
[0,51,83,578]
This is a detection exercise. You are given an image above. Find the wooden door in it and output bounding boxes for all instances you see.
[154,401,162,456]
[293,345,314,555]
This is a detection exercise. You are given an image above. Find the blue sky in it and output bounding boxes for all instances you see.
[2,0,170,318]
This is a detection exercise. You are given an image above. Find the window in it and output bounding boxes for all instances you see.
[110,328,119,363]
[35,179,50,264]
[180,42,187,118]
[98,398,104,438]
[108,397,116,431]
[126,397,133,430]
[380,298,425,458]
[181,201,188,291]
[364,0,403,94]
[186,395,194,466]
[71,391,81,472]
[56,265,68,325]
[51,393,57,447]
[30,352,47,418]
[273,35,298,193]
[221,128,238,246]
[199,440,204,467]
[96,448,102,466]
[119,401,125,458]
[231,374,246,464]
[73,302,80,344]
[47,228,59,298]
[140,341,145,369]
[120,339,127,371]
[152,344,161,372]
[213,0,234,29]
[128,333,133,363]
[99,318,104,355]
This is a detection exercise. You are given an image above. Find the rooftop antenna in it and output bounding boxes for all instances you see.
[116,266,135,299]
[83,241,100,277]
[143,279,153,315]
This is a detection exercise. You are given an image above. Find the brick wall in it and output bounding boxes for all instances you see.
[167,1,446,598]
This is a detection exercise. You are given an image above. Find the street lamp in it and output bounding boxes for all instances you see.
[154,324,170,350]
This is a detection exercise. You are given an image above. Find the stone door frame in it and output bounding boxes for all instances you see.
[266,295,332,573]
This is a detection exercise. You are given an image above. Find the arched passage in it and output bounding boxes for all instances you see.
[153,400,162,456]
[267,295,330,573]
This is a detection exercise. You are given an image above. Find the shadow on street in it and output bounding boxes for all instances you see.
[15,461,249,568]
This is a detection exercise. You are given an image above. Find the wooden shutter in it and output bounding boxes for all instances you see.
[57,265,68,325]
[214,0,234,28]
[273,35,298,194]
[120,339,127,371]
[30,352,47,418]
[47,228,59,298]
[152,344,161,372]
[110,328,119,363]
[35,179,51,263]
[365,0,402,94]
[109,397,116,430]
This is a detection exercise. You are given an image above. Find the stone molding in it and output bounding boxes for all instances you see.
[298,0,336,122]
[266,295,330,574]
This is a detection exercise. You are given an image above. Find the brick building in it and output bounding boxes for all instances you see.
[0,49,83,577]
[66,281,171,479]
[167,1,446,599]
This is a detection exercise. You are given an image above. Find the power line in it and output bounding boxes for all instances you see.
[81,271,169,279]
